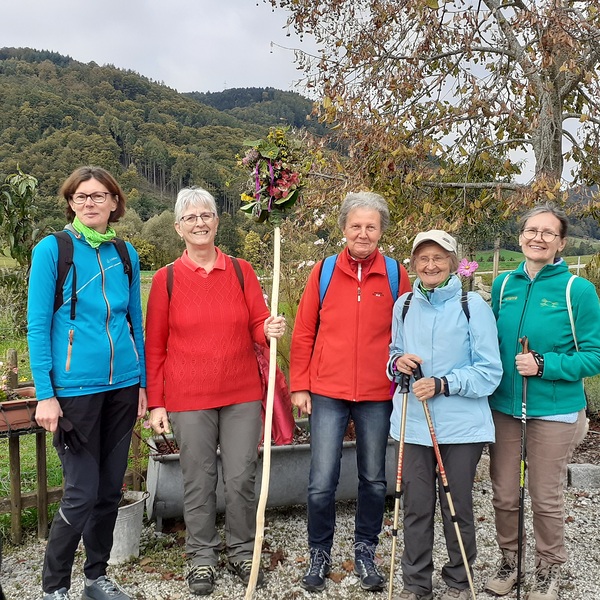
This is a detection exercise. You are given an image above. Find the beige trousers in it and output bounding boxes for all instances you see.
[489,409,587,565]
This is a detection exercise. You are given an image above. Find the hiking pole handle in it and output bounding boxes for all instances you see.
[413,363,424,381]
[520,336,529,354]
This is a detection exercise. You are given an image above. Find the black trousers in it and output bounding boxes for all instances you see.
[42,385,138,593]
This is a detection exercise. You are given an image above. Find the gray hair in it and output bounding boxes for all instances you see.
[519,203,569,238]
[337,191,390,232]
[174,187,218,222]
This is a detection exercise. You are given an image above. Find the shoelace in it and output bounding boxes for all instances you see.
[49,592,70,600]
[354,542,380,576]
[94,578,126,597]
[307,549,330,575]
[188,565,216,581]
[235,560,253,573]
[496,560,517,580]
[533,564,561,593]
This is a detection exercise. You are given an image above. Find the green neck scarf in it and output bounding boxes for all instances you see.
[72,217,116,249]
[419,275,452,295]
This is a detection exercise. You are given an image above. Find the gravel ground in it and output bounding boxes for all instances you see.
[2,456,599,599]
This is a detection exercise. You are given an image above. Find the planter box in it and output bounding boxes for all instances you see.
[0,398,37,435]
[146,422,398,531]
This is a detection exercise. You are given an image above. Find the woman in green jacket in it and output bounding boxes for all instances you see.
[485,204,600,600]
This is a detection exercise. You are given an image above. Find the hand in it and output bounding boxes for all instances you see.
[394,353,423,375]
[291,390,312,415]
[35,397,63,433]
[264,315,286,340]
[137,388,148,419]
[412,377,437,402]
[516,351,538,377]
[149,407,170,434]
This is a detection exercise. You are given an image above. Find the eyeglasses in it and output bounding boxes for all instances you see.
[521,228,561,242]
[180,213,215,225]
[416,255,450,266]
[70,192,113,205]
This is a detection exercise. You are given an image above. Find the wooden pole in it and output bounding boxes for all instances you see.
[245,226,281,599]
[9,436,22,544]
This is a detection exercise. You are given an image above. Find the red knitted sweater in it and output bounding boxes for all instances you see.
[145,249,269,411]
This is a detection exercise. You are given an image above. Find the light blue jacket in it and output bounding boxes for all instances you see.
[387,275,502,445]
[27,228,146,400]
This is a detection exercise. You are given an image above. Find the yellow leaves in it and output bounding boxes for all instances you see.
[425,0,439,8]
[423,202,432,214]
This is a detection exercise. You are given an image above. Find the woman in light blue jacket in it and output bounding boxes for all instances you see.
[387,230,502,600]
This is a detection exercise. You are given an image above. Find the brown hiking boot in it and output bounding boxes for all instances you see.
[527,562,561,600]
[485,550,523,596]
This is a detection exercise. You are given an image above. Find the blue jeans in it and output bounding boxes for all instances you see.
[307,394,392,552]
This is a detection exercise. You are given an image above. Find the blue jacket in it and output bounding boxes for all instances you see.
[27,227,146,400]
[387,275,502,445]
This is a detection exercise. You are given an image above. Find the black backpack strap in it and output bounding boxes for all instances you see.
[111,238,132,286]
[229,255,245,291]
[461,291,470,321]
[401,292,413,321]
[52,231,77,319]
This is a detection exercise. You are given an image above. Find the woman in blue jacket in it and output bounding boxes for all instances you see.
[387,230,502,600]
[28,166,146,600]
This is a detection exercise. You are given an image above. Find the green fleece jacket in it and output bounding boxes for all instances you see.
[491,259,600,417]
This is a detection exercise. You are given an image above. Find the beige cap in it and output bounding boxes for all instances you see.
[412,230,457,254]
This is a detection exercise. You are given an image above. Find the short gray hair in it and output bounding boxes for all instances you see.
[174,187,218,222]
[337,191,390,232]
[519,203,569,238]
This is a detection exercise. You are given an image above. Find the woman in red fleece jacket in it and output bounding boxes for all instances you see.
[291,191,411,593]
[145,187,285,596]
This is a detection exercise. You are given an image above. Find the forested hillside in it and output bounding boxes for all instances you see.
[0,47,322,230]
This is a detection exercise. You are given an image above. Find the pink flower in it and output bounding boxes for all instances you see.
[457,258,479,277]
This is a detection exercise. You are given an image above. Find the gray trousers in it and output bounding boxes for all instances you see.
[170,401,262,566]
[401,442,484,595]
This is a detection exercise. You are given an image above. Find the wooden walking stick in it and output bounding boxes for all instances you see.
[517,336,529,600]
[414,365,477,600]
[245,227,281,599]
[239,127,309,597]
[388,372,410,600]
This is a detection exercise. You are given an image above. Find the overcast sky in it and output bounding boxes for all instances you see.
[3,0,313,94]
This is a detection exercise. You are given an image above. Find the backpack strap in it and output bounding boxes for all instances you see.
[401,293,414,320]
[229,255,245,291]
[52,231,77,319]
[566,274,578,350]
[319,254,338,306]
[166,262,174,300]
[384,256,400,302]
[111,238,133,286]
[498,272,511,307]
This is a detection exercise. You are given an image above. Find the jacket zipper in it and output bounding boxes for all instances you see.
[513,277,533,415]
[97,249,115,384]
[65,329,74,371]
[352,263,362,401]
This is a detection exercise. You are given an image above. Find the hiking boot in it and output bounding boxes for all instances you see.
[43,589,70,600]
[441,587,470,600]
[353,542,385,591]
[186,565,217,596]
[227,560,264,588]
[81,576,130,600]
[485,550,523,596]
[301,548,331,592]
[527,562,561,600]
[394,589,433,600]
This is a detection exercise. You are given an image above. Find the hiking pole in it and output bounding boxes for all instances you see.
[517,336,529,600]
[414,365,477,600]
[388,372,410,600]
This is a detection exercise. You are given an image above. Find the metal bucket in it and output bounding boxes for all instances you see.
[109,490,149,565]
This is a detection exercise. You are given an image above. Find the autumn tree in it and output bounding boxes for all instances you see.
[271,0,600,233]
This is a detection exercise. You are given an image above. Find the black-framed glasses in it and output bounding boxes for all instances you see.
[70,192,113,205]
[180,213,215,225]
[521,228,561,242]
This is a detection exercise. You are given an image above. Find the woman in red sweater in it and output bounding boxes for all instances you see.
[145,187,285,596]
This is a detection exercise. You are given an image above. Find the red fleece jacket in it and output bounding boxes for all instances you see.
[290,249,410,401]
